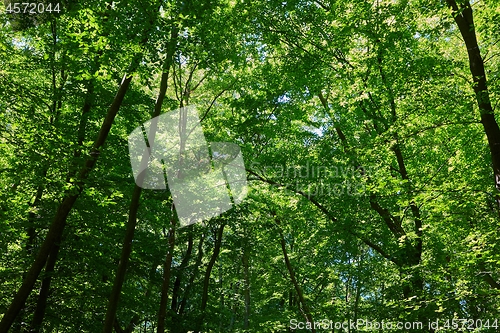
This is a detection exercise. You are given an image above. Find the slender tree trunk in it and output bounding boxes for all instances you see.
[228,282,236,332]
[114,314,141,333]
[102,24,179,333]
[392,143,424,298]
[194,223,225,333]
[242,247,250,330]
[28,242,60,333]
[218,260,224,332]
[20,19,67,331]
[13,169,48,333]
[102,185,143,333]
[26,172,47,256]
[155,28,183,333]
[353,279,361,327]
[113,318,125,333]
[274,214,315,333]
[445,0,500,290]
[0,68,135,332]
[28,75,94,333]
[445,0,500,188]
[171,230,194,313]
[156,209,177,333]
[168,229,194,333]
[178,233,205,316]
[114,259,160,333]
[201,224,225,311]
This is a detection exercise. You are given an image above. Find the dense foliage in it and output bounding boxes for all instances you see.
[1,0,500,332]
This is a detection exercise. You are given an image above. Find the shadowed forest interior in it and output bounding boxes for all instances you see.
[1,0,500,332]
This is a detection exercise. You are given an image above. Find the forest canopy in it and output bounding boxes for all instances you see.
[1,0,500,332]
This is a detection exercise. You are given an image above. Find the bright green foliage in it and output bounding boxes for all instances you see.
[1,0,500,332]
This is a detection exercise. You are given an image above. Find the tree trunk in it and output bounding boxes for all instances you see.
[201,224,225,311]
[274,214,315,333]
[242,246,251,330]
[102,185,142,333]
[445,0,500,290]
[114,258,161,333]
[28,242,60,333]
[21,20,67,331]
[102,23,178,333]
[29,75,94,333]
[156,209,177,333]
[26,172,47,257]
[445,0,500,194]
[168,229,194,333]
[0,69,135,332]
[178,233,205,316]
[194,223,225,333]
[171,229,194,313]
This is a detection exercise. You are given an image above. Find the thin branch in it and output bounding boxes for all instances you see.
[247,169,399,265]
[199,79,238,123]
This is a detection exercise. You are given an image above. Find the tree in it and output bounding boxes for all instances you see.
[1,0,500,332]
